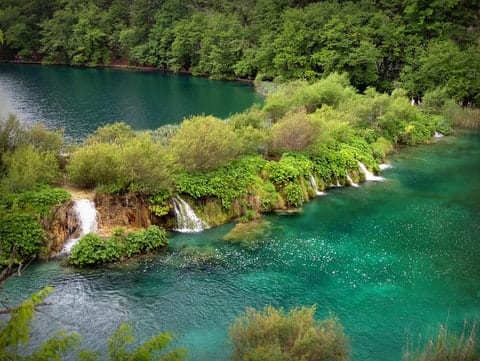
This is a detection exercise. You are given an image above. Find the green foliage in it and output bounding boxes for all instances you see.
[401,40,480,106]
[1,145,60,192]
[0,115,64,192]
[268,110,317,154]
[78,322,186,361]
[175,155,266,209]
[0,287,81,361]
[370,137,394,161]
[67,131,172,193]
[0,288,185,361]
[68,226,168,267]
[283,183,304,207]
[170,115,242,172]
[149,191,172,217]
[0,212,45,267]
[264,154,313,186]
[229,305,349,361]
[86,122,136,145]
[1,0,479,102]
[4,187,71,215]
[404,323,479,361]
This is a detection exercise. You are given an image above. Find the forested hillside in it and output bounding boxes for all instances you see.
[1,0,479,105]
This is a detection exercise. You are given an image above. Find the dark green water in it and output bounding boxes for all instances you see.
[0,64,262,139]
[2,131,479,360]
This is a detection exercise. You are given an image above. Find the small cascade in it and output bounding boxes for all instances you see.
[358,162,384,181]
[62,199,98,253]
[336,179,342,187]
[309,175,325,196]
[434,131,444,138]
[346,174,359,187]
[173,197,206,233]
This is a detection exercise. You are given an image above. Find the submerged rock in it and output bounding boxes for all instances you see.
[223,219,271,244]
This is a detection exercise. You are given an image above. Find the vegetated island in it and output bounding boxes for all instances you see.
[0,72,472,270]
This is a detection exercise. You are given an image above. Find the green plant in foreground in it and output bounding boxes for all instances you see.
[0,287,186,361]
[404,322,479,361]
[229,305,349,361]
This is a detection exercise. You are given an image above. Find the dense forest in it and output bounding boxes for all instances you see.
[1,0,480,105]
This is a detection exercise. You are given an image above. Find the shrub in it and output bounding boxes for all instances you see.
[268,110,318,154]
[404,322,479,361]
[67,142,122,189]
[1,146,60,192]
[283,183,304,207]
[68,226,168,267]
[0,212,45,266]
[229,305,349,361]
[170,115,242,172]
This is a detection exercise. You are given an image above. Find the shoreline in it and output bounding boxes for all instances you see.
[0,60,257,86]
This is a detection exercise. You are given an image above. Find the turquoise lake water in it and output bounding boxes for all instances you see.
[0,64,262,139]
[2,131,479,360]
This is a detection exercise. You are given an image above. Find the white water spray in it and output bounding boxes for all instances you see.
[346,174,359,187]
[173,197,207,233]
[434,131,444,138]
[62,199,98,253]
[309,175,325,196]
[358,162,384,181]
[379,163,393,170]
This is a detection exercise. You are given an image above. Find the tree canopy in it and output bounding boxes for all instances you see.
[1,0,479,104]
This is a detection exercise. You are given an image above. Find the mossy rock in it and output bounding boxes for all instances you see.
[223,219,271,244]
[174,245,224,268]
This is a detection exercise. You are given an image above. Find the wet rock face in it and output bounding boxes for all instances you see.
[94,193,153,235]
[42,200,79,257]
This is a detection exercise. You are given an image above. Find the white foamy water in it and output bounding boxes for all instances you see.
[173,196,207,233]
[62,199,98,253]
[346,174,359,187]
[358,162,384,181]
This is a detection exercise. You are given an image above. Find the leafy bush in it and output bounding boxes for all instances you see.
[229,305,349,361]
[175,156,266,209]
[264,154,313,186]
[1,146,60,192]
[68,226,168,267]
[170,115,242,172]
[268,110,318,154]
[67,142,123,189]
[283,183,304,207]
[0,212,45,266]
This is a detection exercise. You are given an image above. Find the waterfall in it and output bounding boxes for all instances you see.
[309,175,325,196]
[173,197,206,233]
[434,131,444,138]
[346,174,359,187]
[358,162,384,181]
[62,199,98,253]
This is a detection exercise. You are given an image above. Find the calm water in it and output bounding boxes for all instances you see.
[0,64,262,139]
[2,131,480,360]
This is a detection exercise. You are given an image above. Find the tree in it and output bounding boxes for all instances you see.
[229,305,349,361]
[170,115,242,172]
